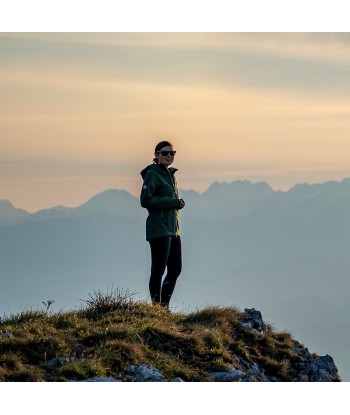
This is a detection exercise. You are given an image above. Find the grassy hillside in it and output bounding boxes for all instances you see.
[0,289,341,382]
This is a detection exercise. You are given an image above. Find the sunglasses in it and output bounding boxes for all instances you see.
[157,151,176,157]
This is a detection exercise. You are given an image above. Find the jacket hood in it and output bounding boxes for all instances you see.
[140,163,178,179]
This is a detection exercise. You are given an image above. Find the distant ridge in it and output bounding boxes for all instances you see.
[2,177,350,224]
[0,199,30,225]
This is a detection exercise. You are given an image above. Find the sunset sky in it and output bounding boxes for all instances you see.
[2,32,350,211]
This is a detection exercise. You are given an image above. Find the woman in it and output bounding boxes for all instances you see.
[140,141,185,308]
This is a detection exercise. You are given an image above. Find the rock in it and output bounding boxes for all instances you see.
[248,362,270,382]
[122,364,166,382]
[233,356,276,382]
[1,332,13,339]
[243,308,267,334]
[47,357,71,367]
[239,375,258,382]
[301,355,339,382]
[209,370,245,382]
[291,341,340,382]
[292,344,311,361]
[169,377,185,382]
[240,323,264,339]
[82,377,120,382]
[209,368,245,382]
[294,374,309,382]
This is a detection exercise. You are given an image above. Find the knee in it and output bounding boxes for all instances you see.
[172,264,182,279]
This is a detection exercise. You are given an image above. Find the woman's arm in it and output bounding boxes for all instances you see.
[140,172,181,209]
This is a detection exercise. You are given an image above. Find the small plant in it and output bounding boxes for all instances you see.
[81,287,137,315]
[42,300,55,313]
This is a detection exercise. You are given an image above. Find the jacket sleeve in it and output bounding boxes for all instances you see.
[140,171,180,210]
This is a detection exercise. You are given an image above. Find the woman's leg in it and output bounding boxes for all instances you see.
[161,236,182,307]
[148,237,171,305]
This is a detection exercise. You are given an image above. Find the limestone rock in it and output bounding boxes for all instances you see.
[122,364,166,382]
[47,357,71,367]
[243,308,267,334]
[169,377,185,382]
[298,354,339,382]
[82,377,120,382]
[209,366,246,382]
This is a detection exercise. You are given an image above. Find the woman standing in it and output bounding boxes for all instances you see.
[140,141,185,308]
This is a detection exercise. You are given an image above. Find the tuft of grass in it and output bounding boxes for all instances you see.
[52,313,79,329]
[0,353,23,371]
[181,306,242,329]
[58,362,87,380]
[80,287,137,316]
[102,339,146,373]
[2,308,49,325]
[5,366,44,382]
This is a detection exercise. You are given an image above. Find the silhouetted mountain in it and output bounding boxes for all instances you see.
[182,180,275,219]
[3,178,350,224]
[0,200,30,225]
[12,189,142,224]
[75,189,140,217]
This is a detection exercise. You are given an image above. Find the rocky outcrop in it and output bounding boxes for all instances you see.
[42,309,340,382]
[70,349,340,381]
[291,346,339,382]
[241,308,267,335]
[65,338,340,383]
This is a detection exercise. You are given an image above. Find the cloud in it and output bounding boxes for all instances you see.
[2,33,350,97]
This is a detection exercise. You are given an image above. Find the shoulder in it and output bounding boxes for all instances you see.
[141,164,157,179]
[169,167,178,176]
[143,166,165,185]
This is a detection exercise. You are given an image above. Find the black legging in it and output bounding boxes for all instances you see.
[148,236,182,307]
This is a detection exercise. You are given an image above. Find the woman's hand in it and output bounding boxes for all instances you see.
[178,198,185,209]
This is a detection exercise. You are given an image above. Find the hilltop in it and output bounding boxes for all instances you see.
[0,289,340,382]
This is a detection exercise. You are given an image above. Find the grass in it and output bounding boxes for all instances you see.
[0,289,340,382]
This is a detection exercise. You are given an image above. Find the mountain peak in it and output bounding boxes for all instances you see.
[0,199,15,211]
[77,188,139,216]
[288,177,350,195]
[204,179,274,196]
[0,199,29,225]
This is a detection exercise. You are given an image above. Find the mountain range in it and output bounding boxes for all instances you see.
[1,178,350,380]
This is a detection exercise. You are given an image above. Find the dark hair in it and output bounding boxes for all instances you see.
[153,140,173,163]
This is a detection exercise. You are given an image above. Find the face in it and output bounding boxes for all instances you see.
[155,145,176,167]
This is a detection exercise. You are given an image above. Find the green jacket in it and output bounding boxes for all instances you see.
[140,163,181,240]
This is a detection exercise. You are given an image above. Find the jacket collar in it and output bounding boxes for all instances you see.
[141,163,178,178]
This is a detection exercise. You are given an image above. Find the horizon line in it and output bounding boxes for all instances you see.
[3,176,350,215]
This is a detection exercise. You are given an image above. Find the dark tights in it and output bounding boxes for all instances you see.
[148,236,182,307]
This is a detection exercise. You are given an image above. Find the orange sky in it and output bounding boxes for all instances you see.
[1,33,350,211]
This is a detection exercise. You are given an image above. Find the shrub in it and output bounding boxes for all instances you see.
[81,287,137,315]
